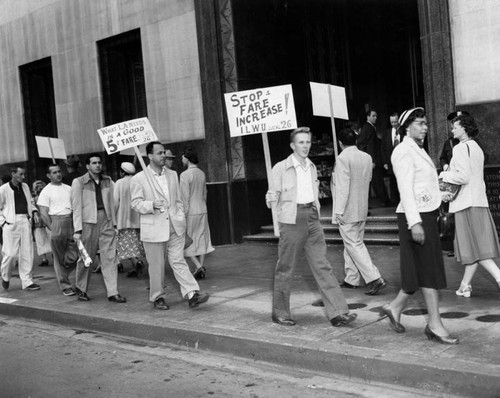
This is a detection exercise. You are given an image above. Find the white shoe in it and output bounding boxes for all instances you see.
[456,284,472,298]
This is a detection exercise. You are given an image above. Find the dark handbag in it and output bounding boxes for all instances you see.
[438,178,461,202]
[437,206,455,242]
[184,234,193,249]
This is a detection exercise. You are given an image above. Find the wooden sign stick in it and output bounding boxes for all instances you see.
[328,85,339,159]
[262,132,279,237]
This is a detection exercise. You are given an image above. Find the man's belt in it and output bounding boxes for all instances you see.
[297,202,314,208]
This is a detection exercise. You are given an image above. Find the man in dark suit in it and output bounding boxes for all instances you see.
[357,109,389,206]
[357,109,378,164]
[381,112,400,205]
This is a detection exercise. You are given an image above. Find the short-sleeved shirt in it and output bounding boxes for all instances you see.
[37,183,72,216]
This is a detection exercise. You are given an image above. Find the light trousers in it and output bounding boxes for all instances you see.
[143,223,199,302]
[1,215,34,289]
[338,221,381,285]
[273,206,348,321]
[75,210,118,297]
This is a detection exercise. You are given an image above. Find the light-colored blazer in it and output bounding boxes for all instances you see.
[130,165,186,243]
[266,154,321,224]
[180,166,208,216]
[0,182,36,225]
[331,146,372,224]
[114,175,140,230]
[440,140,488,213]
[391,136,441,228]
[71,173,115,232]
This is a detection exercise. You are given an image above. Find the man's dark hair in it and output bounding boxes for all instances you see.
[390,112,399,118]
[365,109,377,118]
[338,128,357,146]
[86,153,102,164]
[183,147,199,164]
[146,141,163,155]
[10,165,25,174]
[47,163,60,173]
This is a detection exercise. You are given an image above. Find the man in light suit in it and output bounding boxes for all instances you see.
[332,129,387,295]
[0,165,41,291]
[130,141,209,310]
[381,112,400,205]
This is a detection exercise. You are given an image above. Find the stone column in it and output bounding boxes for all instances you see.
[417,0,455,163]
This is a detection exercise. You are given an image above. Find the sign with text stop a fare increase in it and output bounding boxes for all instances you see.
[224,84,297,137]
[97,117,158,155]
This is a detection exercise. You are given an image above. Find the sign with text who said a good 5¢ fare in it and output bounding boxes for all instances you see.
[224,84,297,137]
[97,117,158,155]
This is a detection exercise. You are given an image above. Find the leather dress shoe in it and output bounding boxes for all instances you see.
[365,277,387,296]
[340,281,359,289]
[330,313,357,327]
[77,291,90,301]
[2,278,9,290]
[154,297,170,310]
[188,292,210,308]
[311,298,325,307]
[380,304,405,333]
[108,294,127,303]
[272,315,296,326]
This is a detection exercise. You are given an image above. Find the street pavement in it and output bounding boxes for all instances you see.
[1,242,499,397]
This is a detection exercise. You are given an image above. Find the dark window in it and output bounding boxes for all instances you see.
[98,28,148,125]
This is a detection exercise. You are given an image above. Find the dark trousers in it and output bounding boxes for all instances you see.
[273,206,348,320]
[372,166,389,204]
[50,215,78,291]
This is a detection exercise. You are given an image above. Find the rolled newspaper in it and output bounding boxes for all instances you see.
[76,238,92,268]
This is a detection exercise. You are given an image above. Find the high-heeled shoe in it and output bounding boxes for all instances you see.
[424,324,459,345]
[136,260,144,276]
[379,304,405,333]
[455,284,472,298]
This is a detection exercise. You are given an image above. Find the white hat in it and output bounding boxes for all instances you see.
[120,162,136,175]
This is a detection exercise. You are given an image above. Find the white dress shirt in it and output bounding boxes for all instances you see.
[291,155,315,204]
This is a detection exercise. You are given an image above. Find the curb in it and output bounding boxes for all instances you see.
[2,301,499,397]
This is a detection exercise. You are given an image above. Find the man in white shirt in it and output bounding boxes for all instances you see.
[130,141,209,310]
[38,164,78,296]
[266,127,356,328]
[381,112,400,204]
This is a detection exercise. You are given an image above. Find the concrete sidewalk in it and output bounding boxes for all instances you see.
[1,243,499,397]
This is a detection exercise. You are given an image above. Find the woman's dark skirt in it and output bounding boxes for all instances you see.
[397,210,446,292]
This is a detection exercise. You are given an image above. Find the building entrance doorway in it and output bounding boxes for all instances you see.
[19,57,58,182]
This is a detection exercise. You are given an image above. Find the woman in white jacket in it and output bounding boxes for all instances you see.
[440,114,500,297]
[381,107,458,345]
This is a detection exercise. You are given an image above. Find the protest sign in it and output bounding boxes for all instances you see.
[224,85,297,137]
[309,82,349,158]
[97,118,165,213]
[224,85,299,237]
[35,136,67,162]
[97,117,158,155]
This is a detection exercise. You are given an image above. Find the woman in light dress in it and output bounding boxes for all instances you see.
[180,148,214,279]
[439,114,500,297]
